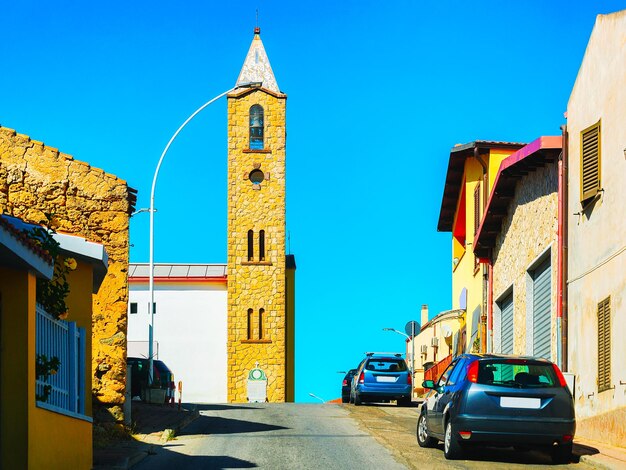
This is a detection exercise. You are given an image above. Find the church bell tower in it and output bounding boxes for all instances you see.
[226,28,294,402]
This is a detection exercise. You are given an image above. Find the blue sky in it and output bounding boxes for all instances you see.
[1,0,623,403]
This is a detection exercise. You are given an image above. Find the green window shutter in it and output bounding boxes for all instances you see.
[597,296,611,393]
[580,121,601,203]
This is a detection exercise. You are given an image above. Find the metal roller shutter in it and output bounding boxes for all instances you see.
[532,257,552,359]
[499,292,514,355]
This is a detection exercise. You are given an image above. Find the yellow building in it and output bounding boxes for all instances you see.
[437,141,524,352]
[0,215,108,469]
[226,28,295,402]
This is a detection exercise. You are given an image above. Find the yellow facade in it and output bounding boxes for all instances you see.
[226,85,292,402]
[0,254,95,469]
[448,146,519,352]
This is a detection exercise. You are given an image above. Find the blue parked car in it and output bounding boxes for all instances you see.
[351,353,412,406]
[417,354,575,463]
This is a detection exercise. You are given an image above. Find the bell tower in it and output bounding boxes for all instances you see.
[226,28,293,402]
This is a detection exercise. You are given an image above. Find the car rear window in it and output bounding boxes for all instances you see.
[365,358,407,372]
[476,359,559,388]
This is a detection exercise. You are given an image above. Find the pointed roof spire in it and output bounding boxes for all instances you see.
[235,27,280,93]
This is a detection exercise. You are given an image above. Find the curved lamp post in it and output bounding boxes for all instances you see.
[147,81,261,384]
[308,393,325,403]
[382,327,415,396]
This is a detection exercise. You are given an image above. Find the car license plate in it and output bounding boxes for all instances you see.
[376,376,397,383]
[500,397,541,409]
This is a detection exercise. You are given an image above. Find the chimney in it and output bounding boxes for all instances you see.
[421,304,429,328]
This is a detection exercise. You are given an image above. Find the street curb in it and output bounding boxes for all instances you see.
[125,409,200,468]
[579,453,626,470]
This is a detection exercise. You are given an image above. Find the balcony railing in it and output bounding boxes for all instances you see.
[424,354,453,382]
[35,304,86,416]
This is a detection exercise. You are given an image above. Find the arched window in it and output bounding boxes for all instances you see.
[249,105,264,150]
[247,308,254,340]
[247,230,254,261]
[258,308,265,339]
[259,230,265,261]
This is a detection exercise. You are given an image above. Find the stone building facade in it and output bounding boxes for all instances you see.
[0,125,136,421]
[226,28,294,402]
[491,161,558,358]
[473,137,562,360]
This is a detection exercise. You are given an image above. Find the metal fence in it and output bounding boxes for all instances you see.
[35,304,86,415]
[424,354,453,382]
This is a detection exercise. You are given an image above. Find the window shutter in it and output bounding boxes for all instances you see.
[597,296,611,392]
[473,182,480,236]
[581,121,601,203]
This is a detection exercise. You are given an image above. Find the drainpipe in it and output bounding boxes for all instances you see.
[488,255,494,353]
[475,146,489,353]
[558,124,569,371]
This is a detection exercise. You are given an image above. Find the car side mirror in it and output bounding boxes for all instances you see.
[422,380,435,389]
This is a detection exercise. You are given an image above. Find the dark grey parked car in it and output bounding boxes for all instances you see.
[417,354,575,463]
[341,369,357,403]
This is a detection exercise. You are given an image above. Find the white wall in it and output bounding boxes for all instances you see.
[128,282,228,403]
[566,10,626,445]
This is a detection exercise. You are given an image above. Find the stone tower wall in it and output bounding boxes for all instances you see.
[0,125,134,422]
[227,89,287,402]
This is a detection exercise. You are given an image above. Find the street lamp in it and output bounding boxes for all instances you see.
[382,327,415,394]
[146,81,262,385]
[308,393,325,403]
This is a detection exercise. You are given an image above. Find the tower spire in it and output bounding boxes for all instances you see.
[235,27,279,93]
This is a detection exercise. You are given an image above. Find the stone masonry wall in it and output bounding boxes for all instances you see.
[227,89,287,402]
[492,163,558,360]
[0,125,134,422]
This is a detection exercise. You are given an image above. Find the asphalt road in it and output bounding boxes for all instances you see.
[133,403,405,469]
[344,402,593,470]
[133,402,594,469]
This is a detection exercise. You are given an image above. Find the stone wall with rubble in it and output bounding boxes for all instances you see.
[226,88,289,402]
[0,125,134,422]
[492,163,558,360]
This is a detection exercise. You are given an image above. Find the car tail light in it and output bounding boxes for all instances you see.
[467,361,479,383]
[342,379,348,386]
[459,431,472,440]
[359,372,365,384]
[562,434,573,442]
[552,363,568,387]
[407,373,412,385]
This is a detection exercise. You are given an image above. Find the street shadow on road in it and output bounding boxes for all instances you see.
[191,404,263,411]
[144,453,258,469]
[178,415,289,436]
[435,443,583,466]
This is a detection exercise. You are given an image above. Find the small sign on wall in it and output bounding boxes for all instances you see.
[247,362,268,403]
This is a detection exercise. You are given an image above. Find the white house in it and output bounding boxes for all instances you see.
[127,263,228,403]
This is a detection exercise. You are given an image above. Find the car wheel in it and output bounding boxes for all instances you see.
[551,442,573,464]
[416,412,437,448]
[341,395,349,404]
[443,421,463,460]
[354,393,362,406]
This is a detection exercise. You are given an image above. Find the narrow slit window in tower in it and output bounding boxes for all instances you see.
[247,308,254,340]
[247,230,254,261]
[259,308,265,339]
[259,230,265,261]
[249,105,264,150]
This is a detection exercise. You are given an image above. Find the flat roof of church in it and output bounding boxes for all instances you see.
[129,263,227,279]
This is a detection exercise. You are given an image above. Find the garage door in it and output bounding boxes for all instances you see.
[499,292,514,355]
[532,257,551,359]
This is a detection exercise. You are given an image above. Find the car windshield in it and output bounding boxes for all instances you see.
[366,359,407,372]
[476,359,559,388]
